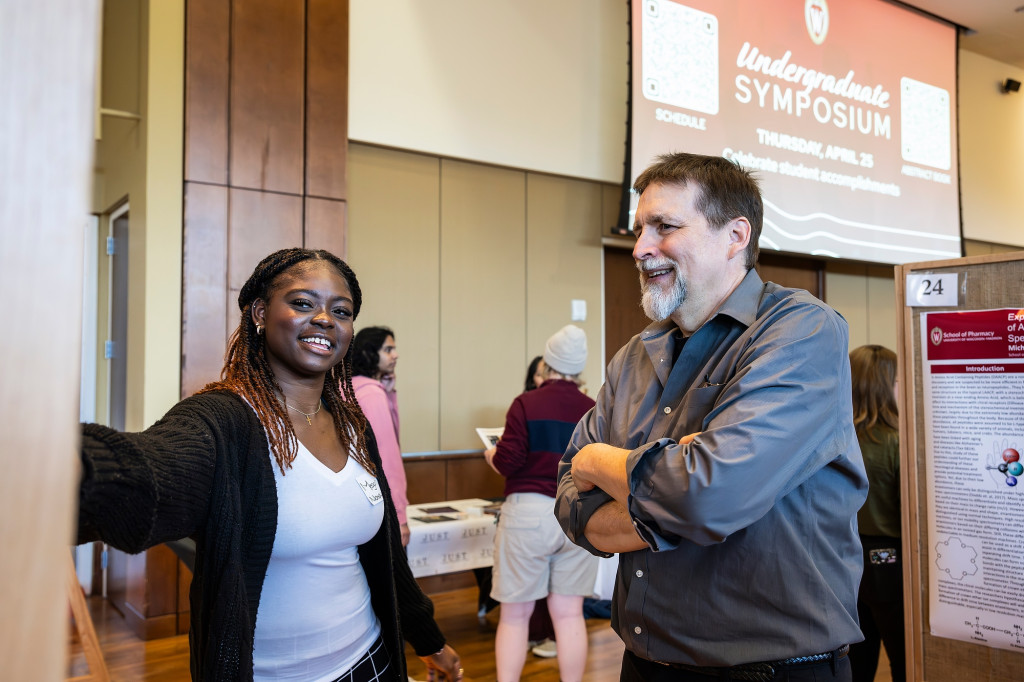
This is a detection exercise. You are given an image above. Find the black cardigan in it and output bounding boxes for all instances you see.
[77,390,445,680]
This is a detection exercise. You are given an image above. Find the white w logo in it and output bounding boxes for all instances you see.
[805,0,829,44]
[809,5,825,35]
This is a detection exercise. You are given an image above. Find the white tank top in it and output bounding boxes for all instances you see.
[252,438,385,681]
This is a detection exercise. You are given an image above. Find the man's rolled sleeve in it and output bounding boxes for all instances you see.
[556,403,616,557]
[626,439,680,551]
[553,483,615,557]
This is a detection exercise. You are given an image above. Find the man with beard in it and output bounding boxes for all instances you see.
[555,153,867,682]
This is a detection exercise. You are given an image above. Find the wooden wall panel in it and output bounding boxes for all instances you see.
[405,455,504,505]
[177,562,192,634]
[227,188,303,316]
[602,182,625,237]
[603,247,649,367]
[173,0,351,642]
[184,0,229,184]
[182,182,228,398]
[305,197,347,258]
[306,0,349,200]
[416,572,476,595]
[107,546,180,640]
[230,0,305,194]
[756,252,824,299]
[144,545,181,617]
[439,160,526,450]
[405,459,448,505]
[446,458,505,501]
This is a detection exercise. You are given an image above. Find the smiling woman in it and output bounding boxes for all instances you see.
[75,248,463,682]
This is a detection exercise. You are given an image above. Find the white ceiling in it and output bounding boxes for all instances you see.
[906,0,1024,69]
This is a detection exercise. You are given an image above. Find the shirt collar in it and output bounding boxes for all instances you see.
[711,267,764,328]
[639,268,764,386]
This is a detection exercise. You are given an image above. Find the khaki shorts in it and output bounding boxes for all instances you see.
[490,492,600,603]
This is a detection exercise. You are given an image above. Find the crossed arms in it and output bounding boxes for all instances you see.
[568,434,697,553]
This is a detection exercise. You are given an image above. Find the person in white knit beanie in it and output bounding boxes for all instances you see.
[484,323,597,682]
[543,325,587,379]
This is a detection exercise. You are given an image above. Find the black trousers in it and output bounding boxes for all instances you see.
[849,535,906,682]
[620,650,852,682]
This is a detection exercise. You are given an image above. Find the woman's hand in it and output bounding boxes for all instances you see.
[419,644,463,681]
[400,522,411,547]
[483,446,500,475]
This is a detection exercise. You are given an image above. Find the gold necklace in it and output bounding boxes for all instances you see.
[284,399,322,426]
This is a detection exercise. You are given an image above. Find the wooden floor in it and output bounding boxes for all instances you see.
[69,588,894,681]
[68,587,623,681]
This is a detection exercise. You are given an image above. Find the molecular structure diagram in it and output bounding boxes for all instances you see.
[986,447,1023,487]
[934,535,978,580]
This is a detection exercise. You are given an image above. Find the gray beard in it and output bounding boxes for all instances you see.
[640,273,686,321]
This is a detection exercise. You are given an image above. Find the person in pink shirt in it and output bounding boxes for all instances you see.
[350,326,410,546]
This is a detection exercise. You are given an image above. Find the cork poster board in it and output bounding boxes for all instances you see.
[895,252,1024,681]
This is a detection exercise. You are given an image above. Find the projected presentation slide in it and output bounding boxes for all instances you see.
[631,0,961,265]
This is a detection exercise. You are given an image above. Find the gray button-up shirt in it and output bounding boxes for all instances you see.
[556,269,867,667]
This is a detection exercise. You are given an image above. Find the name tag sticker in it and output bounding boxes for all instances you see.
[356,474,383,505]
[905,273,957,307]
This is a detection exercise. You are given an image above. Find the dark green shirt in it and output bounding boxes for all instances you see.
[856,425,901,538]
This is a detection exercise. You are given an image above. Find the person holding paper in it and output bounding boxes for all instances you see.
[484,325,597,682]
[555,153,867,681]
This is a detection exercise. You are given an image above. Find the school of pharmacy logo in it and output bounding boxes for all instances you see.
[931,327,943,346]
[805,0,829,45]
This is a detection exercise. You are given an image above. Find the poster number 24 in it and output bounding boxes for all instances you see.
[906,273,957,307]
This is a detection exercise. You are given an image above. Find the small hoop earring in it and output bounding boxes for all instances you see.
[256,324,264,335]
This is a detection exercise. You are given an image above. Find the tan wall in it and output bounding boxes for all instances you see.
[347,146,443,451]
[296,141,1019,454]
[824,264,899,353]
[963,239,1023,258]
[92,0,183,429]
[349,0,628,183]
[822,237,1024,356]
[959,51,1024,249]
[347,144,607,452]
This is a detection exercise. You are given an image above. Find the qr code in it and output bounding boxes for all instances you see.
[900,77,951,170]
[641,0,719,115]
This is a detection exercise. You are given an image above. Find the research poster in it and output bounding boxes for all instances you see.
[920,309,1024,652]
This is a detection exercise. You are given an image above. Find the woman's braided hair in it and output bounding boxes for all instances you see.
[198,248,374,475]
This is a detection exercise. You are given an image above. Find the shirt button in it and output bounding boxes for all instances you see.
[663,406,671,414]
[635,569,644,578]
[634,626,642,634]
